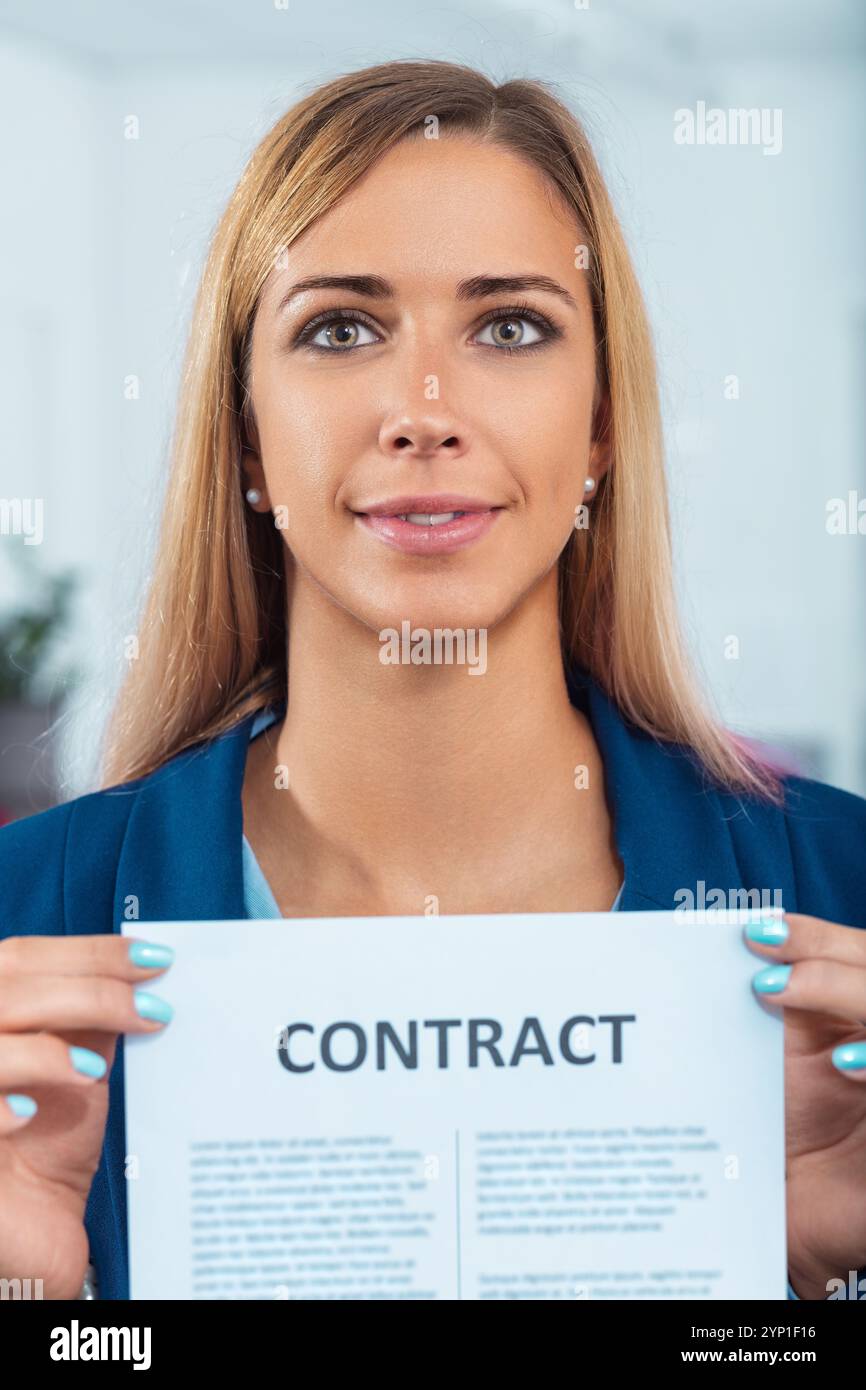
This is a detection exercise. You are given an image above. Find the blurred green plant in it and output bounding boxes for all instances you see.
[0,546,80,704]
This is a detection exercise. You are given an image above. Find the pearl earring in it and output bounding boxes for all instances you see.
[584,477,596,494]
[245,487,262,505]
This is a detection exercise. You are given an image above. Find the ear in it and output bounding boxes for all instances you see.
[587,384,613,487]
[239,417,270,512]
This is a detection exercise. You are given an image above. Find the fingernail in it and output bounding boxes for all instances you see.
[753,964,792,994]
[7,1094,38,1118]
[744,916,789,945]
[129,941,175,969]
[134,990,174,1023]
[832,1042,866,1071]
[69,1046,108,1079]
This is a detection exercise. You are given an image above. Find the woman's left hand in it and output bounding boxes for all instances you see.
[744,910,866,1300]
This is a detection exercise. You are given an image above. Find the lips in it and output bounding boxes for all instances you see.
[353,496,504,556]
[356,495,502,518]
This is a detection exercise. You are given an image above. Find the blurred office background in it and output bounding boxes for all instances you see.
[0,0,863,820]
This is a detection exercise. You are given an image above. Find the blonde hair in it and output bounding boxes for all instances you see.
[101,58,782,802]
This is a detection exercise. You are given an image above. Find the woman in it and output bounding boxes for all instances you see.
[1,59,865,1303]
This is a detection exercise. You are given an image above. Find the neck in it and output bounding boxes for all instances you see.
[247,567,618,913]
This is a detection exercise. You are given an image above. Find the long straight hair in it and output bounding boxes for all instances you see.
[101,59,782,803]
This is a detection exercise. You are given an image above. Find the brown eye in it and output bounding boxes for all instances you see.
[322,321,359,348]
[475,315,546,350]
[300,314,380,351]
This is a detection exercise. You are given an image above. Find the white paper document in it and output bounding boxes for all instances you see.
[122,911,787,1300]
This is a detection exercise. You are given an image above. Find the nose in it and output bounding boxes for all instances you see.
[378,410,469,462]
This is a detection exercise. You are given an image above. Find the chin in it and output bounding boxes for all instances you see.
[362,584,511,640]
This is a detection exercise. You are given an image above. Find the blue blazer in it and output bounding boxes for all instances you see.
[2,663,865,1300]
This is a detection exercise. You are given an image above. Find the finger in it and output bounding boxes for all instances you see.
[0,1032,109,1090]
[0,975,174,1036]
[751,957,866,1024]
[742,911,866,969]
[0,934,175,981]
[0,1093,39,1132]
[831,1040,866,1080]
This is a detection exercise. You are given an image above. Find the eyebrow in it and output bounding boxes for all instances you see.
[274,273,580,315]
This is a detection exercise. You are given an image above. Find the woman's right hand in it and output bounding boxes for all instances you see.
[0,934,175,1299]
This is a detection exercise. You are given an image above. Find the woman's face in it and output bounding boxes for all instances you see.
[244,134,609,638]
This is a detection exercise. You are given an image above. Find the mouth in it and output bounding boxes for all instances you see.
[352,496,505,555]
[394,510,471,526]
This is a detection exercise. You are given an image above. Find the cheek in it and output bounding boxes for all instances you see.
[259,394,357,515]
[492,375,593,495]
[508,427,587,526]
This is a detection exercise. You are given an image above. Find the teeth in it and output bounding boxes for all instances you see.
[398,511,465,526]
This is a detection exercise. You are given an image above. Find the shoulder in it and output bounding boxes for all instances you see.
[0,711,254,865]
[0,738,207,940]
[779,771,866,923]
[0,714,256,940]
[0,782,141,940]
[721,769,866,929]
[779,768,866,828]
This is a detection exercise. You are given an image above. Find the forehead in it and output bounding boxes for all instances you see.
[257,135,586,312]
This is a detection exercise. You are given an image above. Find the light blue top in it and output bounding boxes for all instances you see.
[242,833,284,918]
[241,705,799,1297]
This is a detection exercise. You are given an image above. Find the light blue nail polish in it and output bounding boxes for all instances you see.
[7,1094,38,1118]
[744,916,789,945]
[832,1042,866,1071]
[753,964,792,994]
[129,941,175,969]
[134,990,174,1023]
[69,1046,108,1079]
